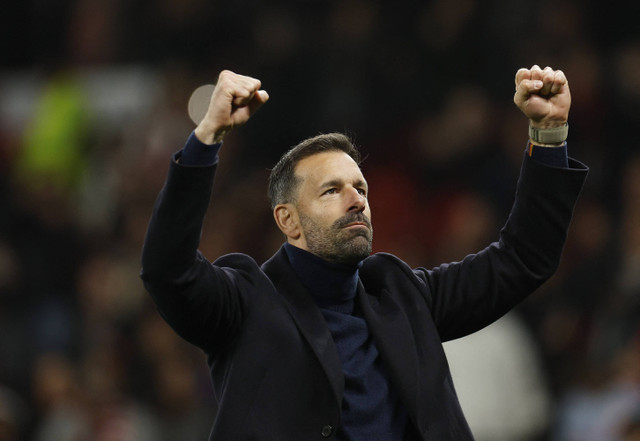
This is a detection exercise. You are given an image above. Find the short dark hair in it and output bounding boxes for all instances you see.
[268,133,361,210]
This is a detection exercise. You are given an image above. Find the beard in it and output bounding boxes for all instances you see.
[298,211,373,266]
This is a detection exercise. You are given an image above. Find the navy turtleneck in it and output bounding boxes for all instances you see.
[284,243,409,441]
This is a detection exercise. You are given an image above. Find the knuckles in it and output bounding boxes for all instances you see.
[218,69,235,81]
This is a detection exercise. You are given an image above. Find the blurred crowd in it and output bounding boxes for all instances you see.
[1,0,639,440]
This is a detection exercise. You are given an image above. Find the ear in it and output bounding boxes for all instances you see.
[273,204,302,240]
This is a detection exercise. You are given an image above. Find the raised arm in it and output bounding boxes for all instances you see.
[422,65,587,340]
[140,71,268,352]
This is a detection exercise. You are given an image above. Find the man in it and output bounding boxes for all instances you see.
[141,66,588,440]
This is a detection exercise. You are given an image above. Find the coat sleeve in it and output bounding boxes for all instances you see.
[415,155,588,342]
[139,153,256,354]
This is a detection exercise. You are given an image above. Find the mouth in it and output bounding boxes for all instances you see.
[344,222,369,229]
[334,214,372,233]
[342,223,372,239]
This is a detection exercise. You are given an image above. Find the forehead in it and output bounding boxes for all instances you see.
[294,151,364,186]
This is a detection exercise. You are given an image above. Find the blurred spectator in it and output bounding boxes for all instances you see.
[445,312,552,441]
[552,333,640,441]
[0,385,27,441]
[14,71,89,196]
[621,415,640,441]
[31,353,88,441]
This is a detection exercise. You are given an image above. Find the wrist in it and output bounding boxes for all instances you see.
[529,119,568,129]
[194,123,228,145]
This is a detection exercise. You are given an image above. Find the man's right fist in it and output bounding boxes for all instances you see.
[195,70,269,145]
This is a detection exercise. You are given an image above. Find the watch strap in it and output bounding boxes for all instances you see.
[529,123,568,144]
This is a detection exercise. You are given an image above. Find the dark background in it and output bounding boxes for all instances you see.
[1,1,639,440]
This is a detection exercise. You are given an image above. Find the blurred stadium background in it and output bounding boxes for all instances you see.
[1,0,639,440]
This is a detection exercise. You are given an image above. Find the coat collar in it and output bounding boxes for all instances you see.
[261,246,345,407]
[262,246,426,434]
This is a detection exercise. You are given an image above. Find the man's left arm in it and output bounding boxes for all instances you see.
[421,66,589,340]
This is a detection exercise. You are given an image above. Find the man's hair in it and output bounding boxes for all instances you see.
[268,133,361,210]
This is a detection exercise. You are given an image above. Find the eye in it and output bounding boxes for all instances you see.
[357,188,367,196]
[323,188,337,195]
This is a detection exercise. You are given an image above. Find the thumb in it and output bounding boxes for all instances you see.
[249,90,269,115]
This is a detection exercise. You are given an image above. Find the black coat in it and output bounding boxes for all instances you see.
[141,152,588,441]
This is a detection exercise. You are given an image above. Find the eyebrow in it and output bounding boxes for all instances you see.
[319,178,368,190]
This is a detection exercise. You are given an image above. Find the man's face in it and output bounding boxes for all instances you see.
[291,150,373,265]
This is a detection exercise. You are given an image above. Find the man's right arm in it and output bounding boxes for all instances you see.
[140,71,268,352]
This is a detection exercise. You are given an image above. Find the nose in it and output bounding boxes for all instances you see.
[347,187,366,213]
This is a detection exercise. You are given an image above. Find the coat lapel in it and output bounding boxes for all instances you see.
[261,246,344,408]
[356,280,426,434]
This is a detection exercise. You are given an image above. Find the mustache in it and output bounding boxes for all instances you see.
[333,212,372,230]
